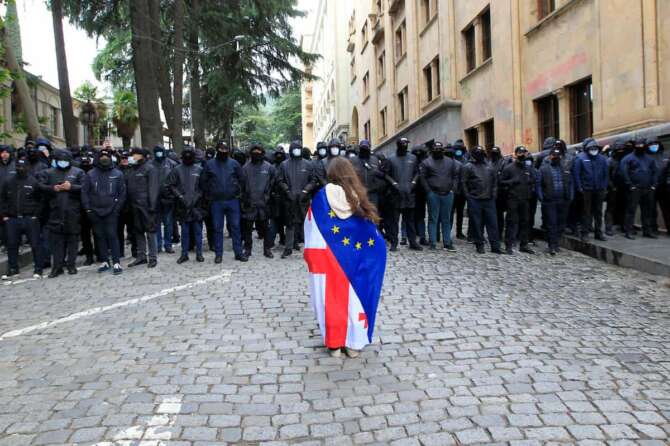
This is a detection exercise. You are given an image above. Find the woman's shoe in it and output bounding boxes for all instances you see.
[344,348,360,358]
[329,348,342,358]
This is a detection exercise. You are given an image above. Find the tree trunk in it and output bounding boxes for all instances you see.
[171,0,185,152]
[188,0,205,148]
[51,0,78,147]
[148,0,174,146]
[122,136,131,149]
[1,23,42,140]
[129,0,162,147]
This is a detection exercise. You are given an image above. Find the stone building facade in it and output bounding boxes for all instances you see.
[302,0,670,154]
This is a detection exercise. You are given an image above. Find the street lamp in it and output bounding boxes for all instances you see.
[80,100,98,147]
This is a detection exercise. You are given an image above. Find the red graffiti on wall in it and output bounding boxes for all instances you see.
[523,128,534,146]
[526,52,588,97]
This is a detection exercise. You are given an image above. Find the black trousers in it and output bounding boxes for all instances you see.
[50,231,79,270]
[204,214,215,250]
[91,213,121,264]
[389,207,417,247]
[604,188,618,231]
[80,212,98,261]
[624,188,655,235]
[496,194,507,237]
[242,218,272,252]
[118,210,135,258]
[542,199,568,250]
[6,216,42,272]
[467,198,500,250]
[451,194,466,236]
[581,190,605,237]
[658,186,670,234]
[505,198,530,247]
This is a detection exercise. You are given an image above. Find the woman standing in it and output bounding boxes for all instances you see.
[304,158,387,358]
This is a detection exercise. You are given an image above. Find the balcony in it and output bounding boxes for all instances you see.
[347,12,356,53]
[388,0,402,14]
[371,13,384,43]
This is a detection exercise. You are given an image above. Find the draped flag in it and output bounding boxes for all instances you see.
[303,188,387,350]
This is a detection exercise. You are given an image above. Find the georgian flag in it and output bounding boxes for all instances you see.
[303,188,387,350]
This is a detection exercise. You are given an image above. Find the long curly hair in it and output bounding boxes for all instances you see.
[326,157,380,225]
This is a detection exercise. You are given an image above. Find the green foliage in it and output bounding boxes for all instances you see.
[73,80,100,102]
[112,89,139,138]
[92,30,133,90]
[233,86,302,149]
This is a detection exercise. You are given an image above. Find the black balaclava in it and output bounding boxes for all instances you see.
[490,146,502,161]
[359,141,371,159]
[515,146,528,165]
[98,148,114,170]
[15,158,29,177]
[205,148,216,160]
[549,149,562,166]
[182,148,196,166]
[216,142,230,161]
[396,137,409,156]
[634,138,647,156]
[471,146,486,163]
[431,142,445,160]
[274,149,286,165]
[302,147,312,160]
[250,145,265,164]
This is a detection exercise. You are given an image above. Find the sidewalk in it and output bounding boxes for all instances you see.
[555,231,670,277]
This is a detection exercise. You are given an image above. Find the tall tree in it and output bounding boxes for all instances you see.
[129,0,162,147]
[112,90,139,149]
[0,8,42,140]
[51,0,78,146]
[171,0,185,152]
[187,0,205,148]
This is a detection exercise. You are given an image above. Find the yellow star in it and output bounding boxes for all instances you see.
[332,225,340,234]
[328,209,336,218]
[367,238,375,247]
[355,242,362,250]
[343,237,351,246]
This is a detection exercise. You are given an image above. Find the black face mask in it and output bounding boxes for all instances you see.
[491,152,501,161]
[397,146,408,156]
[516,156,525,165]
[16,167,27,177]
[28,151,39,162]
[472,151,486,163]
[432,150,444,160]
[359,147,371,159]
[99,157,112,168]
[251,152,263,163]
[216,151,229,161]
[634,146,646,155]
[182,153,196,165]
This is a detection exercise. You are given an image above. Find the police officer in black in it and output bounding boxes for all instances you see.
[499,146,535,254]
[351,139,386,211]
[126,148,160,268]
[268,148,288,248]
[277,141,317,258]
[536,148,573,255]
[241,144,277,258]
[0,145,15,250]
[386,137,422,252]
[82,147,127,275]
[78,148,97,265]
[39,149,86,278]
[1,158,43,279]
[314,139,343,187]
[117,149,136,258]
[166,147,206,264]
[488,146,507,235]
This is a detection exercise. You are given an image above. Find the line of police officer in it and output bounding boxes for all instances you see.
[1,133,668,279]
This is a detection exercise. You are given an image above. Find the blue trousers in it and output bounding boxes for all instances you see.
[542,199,568,250]
[180,221,203,257]
[155,205,174,250]
[211,199,243,257]
[427,191,454,246]
[467,198,500,249]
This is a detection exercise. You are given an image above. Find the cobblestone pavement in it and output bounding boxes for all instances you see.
[1,238,670,446]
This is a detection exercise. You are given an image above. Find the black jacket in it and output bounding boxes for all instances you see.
[241,160,276,221]
[387,153,419,209]
[82,166,126,217]
[277,158,317,224]
[419,156,459,195]
[0,173,42,218]
[536,162,574,202]
[499,162,533,201]
[201,158,244,202]
[0,159,15,188]
[38,166,86,234]
[352,155,387,197]
[126,160,160,212]
[152,157,178,205]
[166,163,206,222]
[462,162,497,200]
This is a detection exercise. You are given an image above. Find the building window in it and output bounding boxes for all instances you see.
[397,87,408,124]
[570,78,593,144]
[536,94,560,144]
[364,120,371,141]
[363,71,370,99]
[379,107,387,137]
[377,49,386,84]
[422,57,440,104]
[362,21,369,49]
[538,0,556,20]
[465,127,479,149]
[482,119,494,149]
[481,9,491,61]
[376,0,383,15]
[420,0,437,27]
[395,20,407,62]
[50,106,59,136]
[463,24,476,73]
